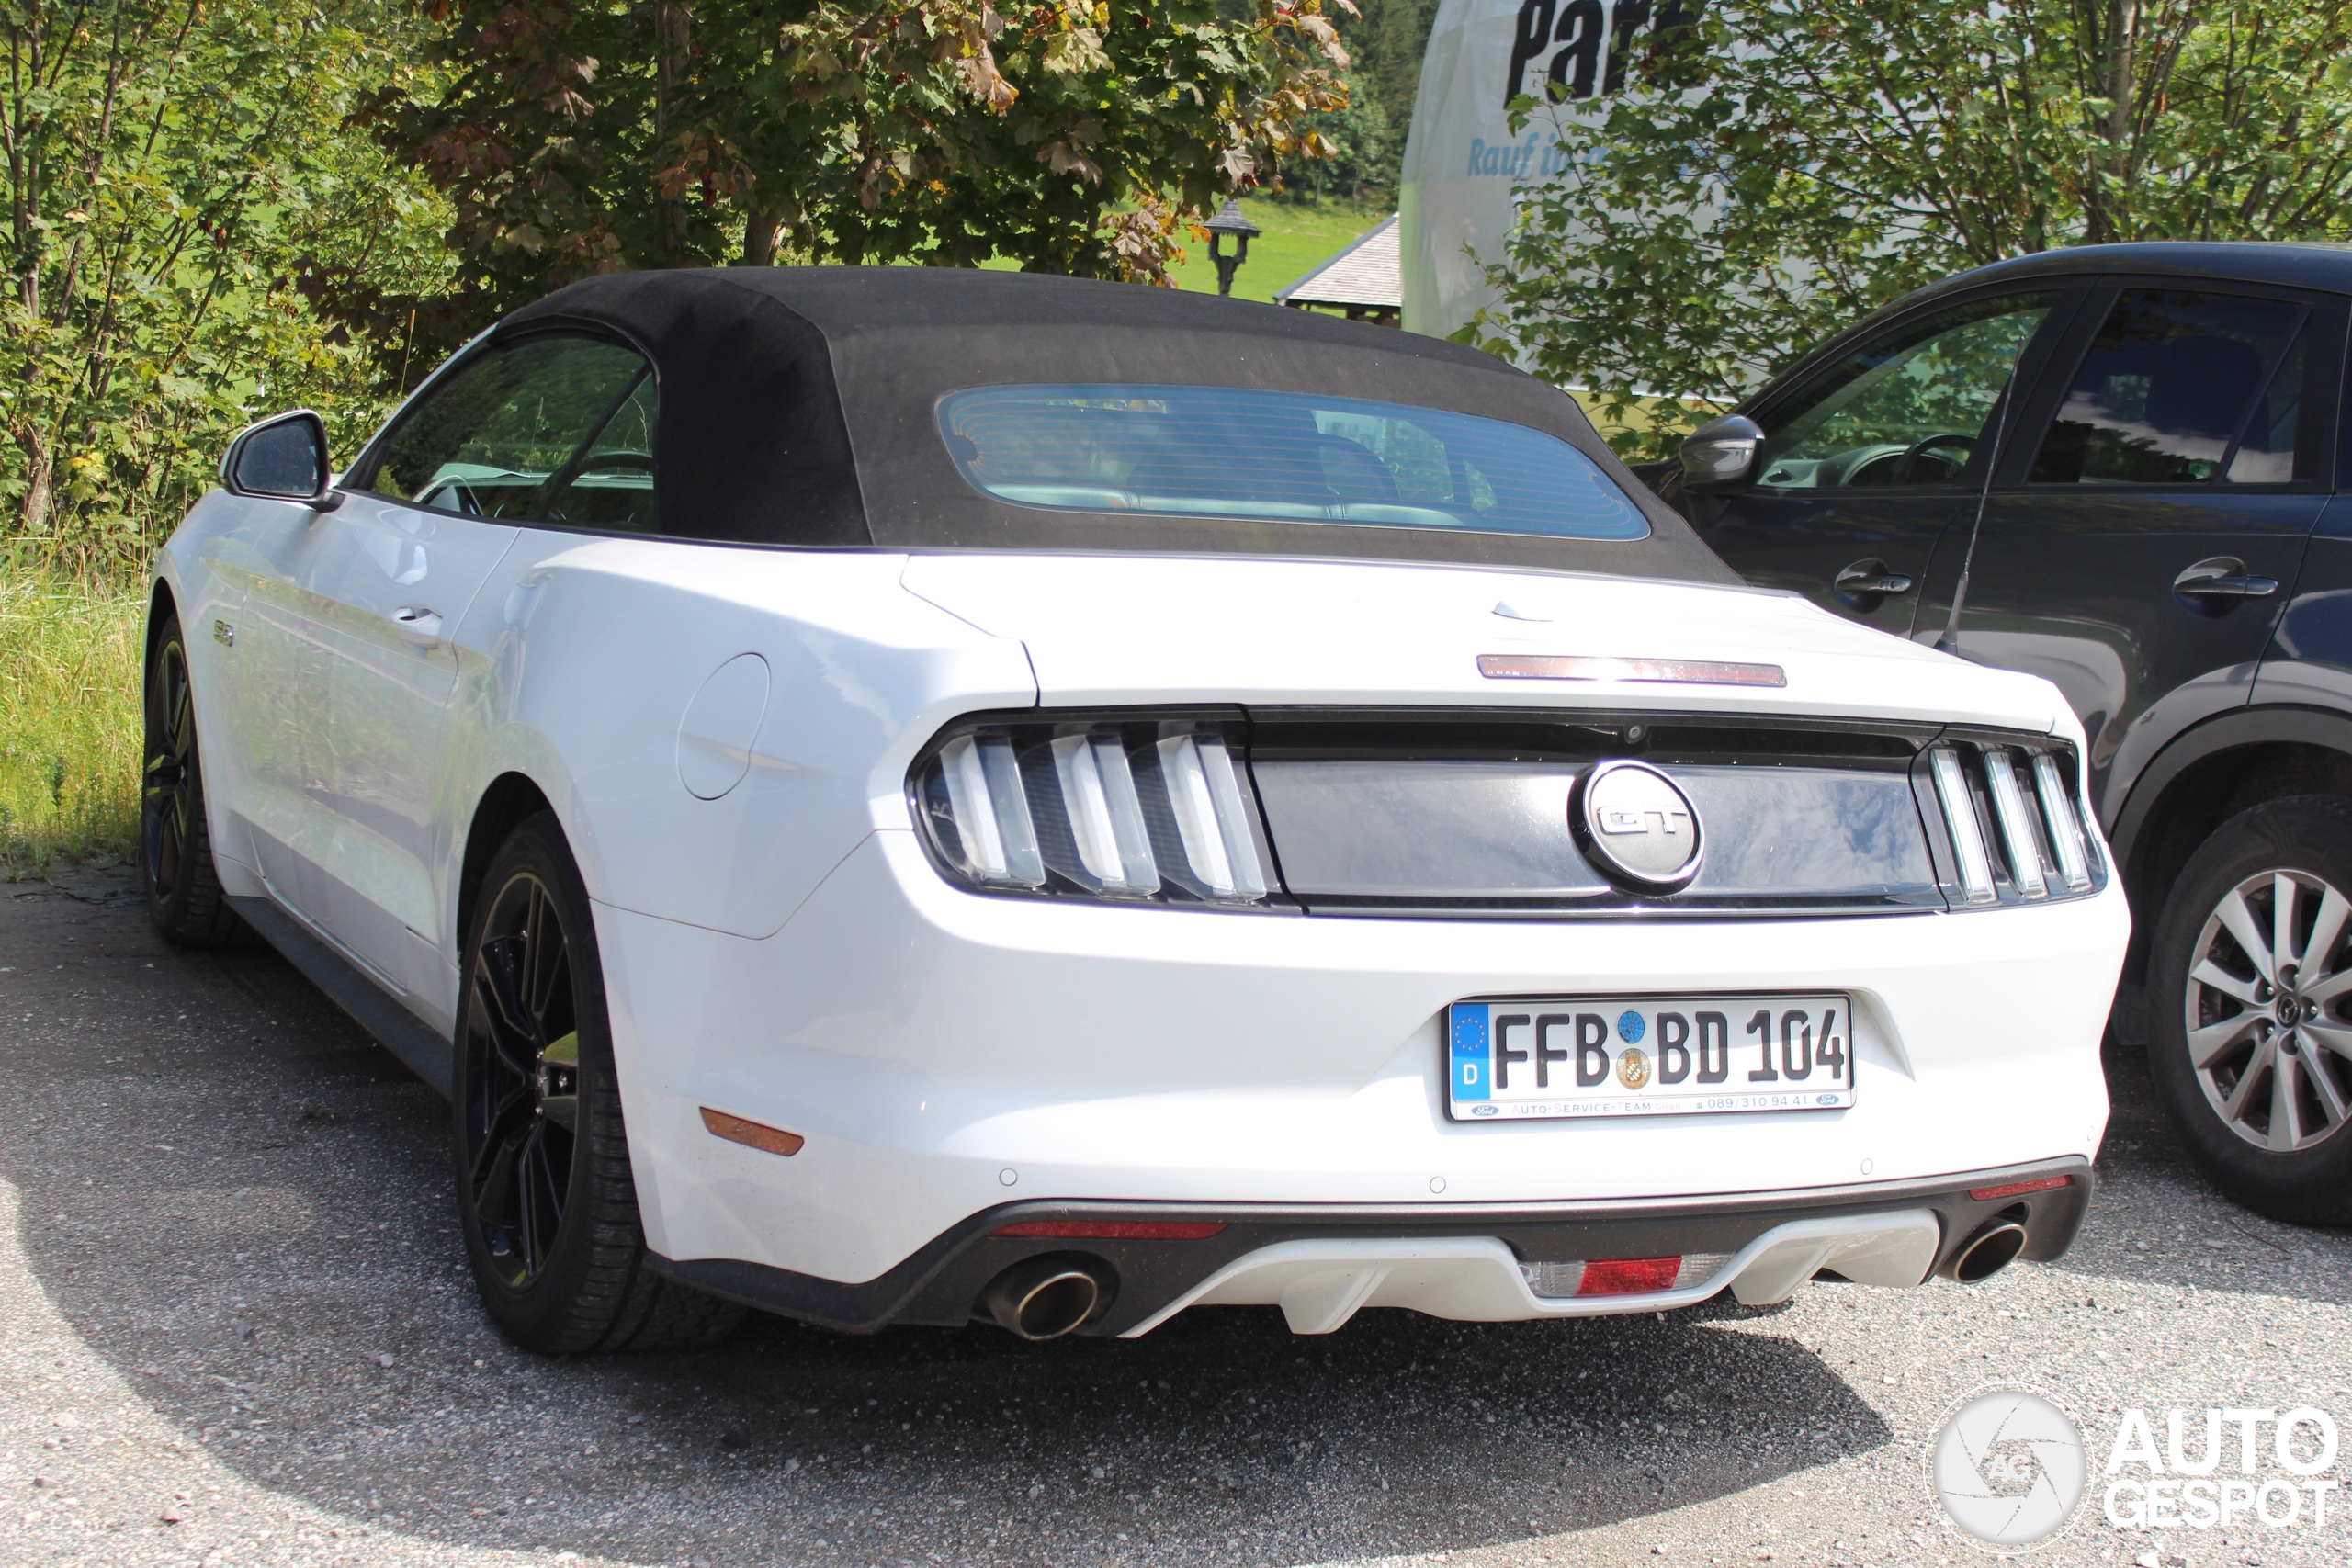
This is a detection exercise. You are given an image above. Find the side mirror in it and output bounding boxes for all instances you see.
[1678,414,1766,491]
[221,410,341,511]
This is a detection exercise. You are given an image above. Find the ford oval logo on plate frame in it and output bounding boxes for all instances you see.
[1575,760,1702,891]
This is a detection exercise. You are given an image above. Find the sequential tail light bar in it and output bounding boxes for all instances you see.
[1924,741,2100,908]
[914,714,1273,908]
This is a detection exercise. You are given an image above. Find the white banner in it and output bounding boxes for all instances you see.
[1399,0,1700,343]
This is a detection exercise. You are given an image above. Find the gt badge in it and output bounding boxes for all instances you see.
[1575,760,1703,891]
[1617,1049,1651,1089]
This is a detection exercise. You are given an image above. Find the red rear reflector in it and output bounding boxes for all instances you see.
[991,1221,1228,1240]
[1969,1175,2073,1201]
[699,1107,804,1157]
[1576,1257,1681,1296]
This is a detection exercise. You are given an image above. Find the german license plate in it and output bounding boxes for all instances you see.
[1446,995,1856,1121]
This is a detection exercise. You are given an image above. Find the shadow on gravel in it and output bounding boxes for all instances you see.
[3,881,1886,1565]
[2055,1027,2352,1308]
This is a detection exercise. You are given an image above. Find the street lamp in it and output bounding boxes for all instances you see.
[1203,198,1262,298]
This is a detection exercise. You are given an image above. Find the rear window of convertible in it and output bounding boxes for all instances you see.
[935,384,1650,541]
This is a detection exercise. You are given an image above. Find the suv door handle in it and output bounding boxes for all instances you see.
[390,605,444,645]
[1835,561,1916,596]
[2172,558,2279,599]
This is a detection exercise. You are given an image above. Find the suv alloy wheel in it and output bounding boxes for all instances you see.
[2147,796,2352,1225]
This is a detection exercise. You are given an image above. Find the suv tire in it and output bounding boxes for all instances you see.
[2146,795,2352,1226]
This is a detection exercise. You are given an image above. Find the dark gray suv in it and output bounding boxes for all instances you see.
[1656,242,2352,1228]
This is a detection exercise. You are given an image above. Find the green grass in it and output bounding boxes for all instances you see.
[967,197,1392,304]
[0,563,144,877]
[1162,197,1391,304]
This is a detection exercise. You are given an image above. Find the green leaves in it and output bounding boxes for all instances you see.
[0,0,455,571]
[1477,0,2352,458]
[370,0,1351,311]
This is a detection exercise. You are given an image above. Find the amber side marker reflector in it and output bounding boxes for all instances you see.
[1577,1257,1682,1296]
[992,1221,1228,1240]
[700,1107,805,1157]
[1478,653,1787,688]
[1968,1175,2073,1201]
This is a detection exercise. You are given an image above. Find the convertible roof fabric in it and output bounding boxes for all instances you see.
[494,266,1738,584]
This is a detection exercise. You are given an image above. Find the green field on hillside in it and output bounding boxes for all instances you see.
[1162,198,1391,304]
[972,198,1392,306]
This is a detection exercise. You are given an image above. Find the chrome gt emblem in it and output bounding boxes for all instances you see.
[1576,760,1703,891]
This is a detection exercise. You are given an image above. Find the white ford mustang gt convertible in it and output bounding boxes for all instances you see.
[144,269,2127,1353]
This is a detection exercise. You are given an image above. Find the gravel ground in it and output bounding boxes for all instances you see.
[3,864,2348,1568]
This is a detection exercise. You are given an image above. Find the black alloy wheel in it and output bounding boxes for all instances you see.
[463,866,581,1292]
[141,611,241,946]
[2148,795,2352,1227]
[453,813,746,1352]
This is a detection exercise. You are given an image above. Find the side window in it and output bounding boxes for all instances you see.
[2027,289,2306,486]
[355,334,658,531]
[1753,292,2059,491]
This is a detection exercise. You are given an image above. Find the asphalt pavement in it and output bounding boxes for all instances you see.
[3,863,2347,1568]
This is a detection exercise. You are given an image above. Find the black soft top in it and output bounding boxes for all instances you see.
[494,267,1737,585]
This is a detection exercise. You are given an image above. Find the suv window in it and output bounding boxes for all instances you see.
[1752,292,2058,491]
[2028,289,2307,486]
[355,333,658,531]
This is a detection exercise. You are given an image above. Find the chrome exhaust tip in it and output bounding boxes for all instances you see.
[981,1255,1111,1340]
[1950,1221,2029,1283]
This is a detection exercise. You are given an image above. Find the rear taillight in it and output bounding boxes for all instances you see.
[913,714,1275,908]
[1922,740,2100,908]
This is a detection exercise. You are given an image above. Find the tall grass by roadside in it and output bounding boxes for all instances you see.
[0,563,145,877]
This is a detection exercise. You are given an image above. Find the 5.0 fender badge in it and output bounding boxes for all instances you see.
[1575,760,1703,892]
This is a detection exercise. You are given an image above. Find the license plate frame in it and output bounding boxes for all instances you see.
[1445,994,1857,1122]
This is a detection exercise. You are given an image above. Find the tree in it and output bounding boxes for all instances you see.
[1345,0,1433,156]
[360,0,1354,359]
[0,0,450,565]
[1468,0,2352,457]
[1267,67,1391,201]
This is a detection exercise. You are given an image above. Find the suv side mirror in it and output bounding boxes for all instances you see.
[1679,414,1766,491]
[221,410,342,511]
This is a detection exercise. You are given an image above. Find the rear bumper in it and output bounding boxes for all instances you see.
[648,1156,2092,1337]
[602,832,2124,1284]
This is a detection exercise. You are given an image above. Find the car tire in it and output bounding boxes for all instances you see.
[2146,795,2352,1226]
[141,611,244,948]
[454,812,747,1352]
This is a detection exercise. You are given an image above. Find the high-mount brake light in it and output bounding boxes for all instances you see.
[915,716,1273,908]
[1925,741,2101,908]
